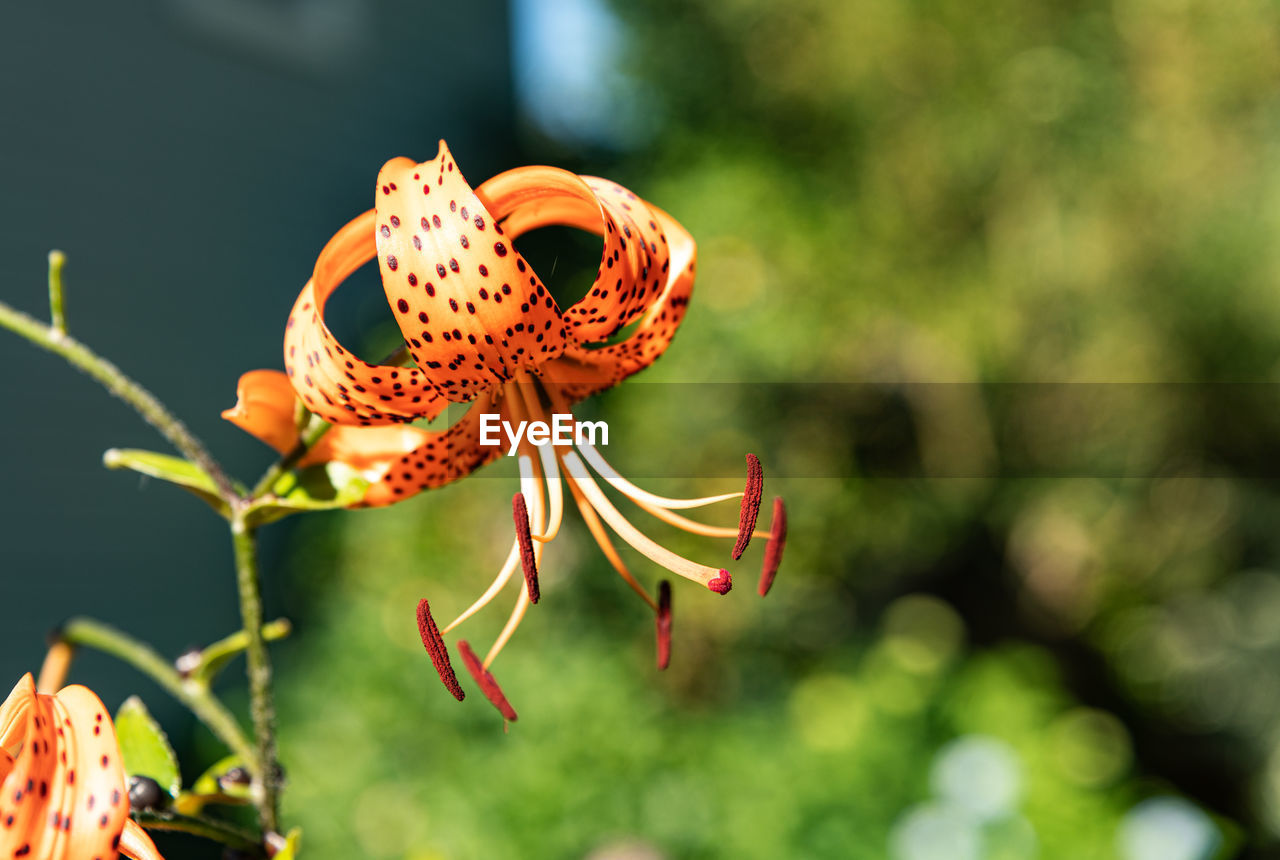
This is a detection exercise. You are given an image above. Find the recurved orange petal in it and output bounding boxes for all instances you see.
[221,370,300,456]
[475,166,684,345]
[539,204,696,403]
[373,142,568,403]
[284,211,445,427]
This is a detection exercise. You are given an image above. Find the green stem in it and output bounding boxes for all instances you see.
[134,810,262,854]
[191,618,293,685]
[231,509,280,833]
[0,297,238,501]
[57,618,257,770]
[47,250,67,334]
[249,418,333,499]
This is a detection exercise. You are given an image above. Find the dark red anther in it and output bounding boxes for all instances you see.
[708,569,733,595]
[458,640,518,722]
[733,454,764,560]
[758,497,787,597]
[416,599,464,701]
[655,580,673,670]
[513,492,540,604]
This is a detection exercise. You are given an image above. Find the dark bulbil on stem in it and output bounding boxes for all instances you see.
[128,776,170,812]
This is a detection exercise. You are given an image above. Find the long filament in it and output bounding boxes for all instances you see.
[576,440,743,509]
[560,449,658,610]
[561,451,729,593]
[442,539,520,634]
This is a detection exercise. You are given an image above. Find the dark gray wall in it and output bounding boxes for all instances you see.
[0,0,513,755]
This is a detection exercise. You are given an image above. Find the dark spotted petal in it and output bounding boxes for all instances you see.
[532,201,696,403]
[475,166,681,344]
[374,142,568,404]
[283,210,445,427]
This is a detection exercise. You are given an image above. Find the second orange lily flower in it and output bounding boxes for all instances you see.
[0,674,163,860]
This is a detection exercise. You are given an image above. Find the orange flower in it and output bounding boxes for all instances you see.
[231,142,787,718]
[0,674,163,860]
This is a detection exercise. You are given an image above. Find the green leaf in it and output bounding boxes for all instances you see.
[114,696,181,797]
[103,448,230,518]
[244,460,369,527]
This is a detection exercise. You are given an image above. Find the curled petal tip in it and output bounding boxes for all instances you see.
[732,454,764,560]
[120,817,166,860]
[221,369,300,456]
[655,580,673,670]
[513,492,540,604]
[758,497,787,597]
[416,599,464,700]
[708,569,733,595]
[458,640,518,722]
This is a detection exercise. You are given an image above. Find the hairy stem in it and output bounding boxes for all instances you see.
[0,297,238,501]
[231,509,280,833]
[56,618,257,769]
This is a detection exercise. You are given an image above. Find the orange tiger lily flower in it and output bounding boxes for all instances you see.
[0,674,163,860]
[234,142,787,718]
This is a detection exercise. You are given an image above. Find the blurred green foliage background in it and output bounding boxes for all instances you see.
[262,0,1280,858]
[6,0,1280,857]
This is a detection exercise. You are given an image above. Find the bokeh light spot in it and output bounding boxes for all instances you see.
[1118,797,1220,860]
[788,672,868,753]
[890,802,981,860]
[1048,708,1133,787]
[929,736,1023,821]
[883,594,965,674]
